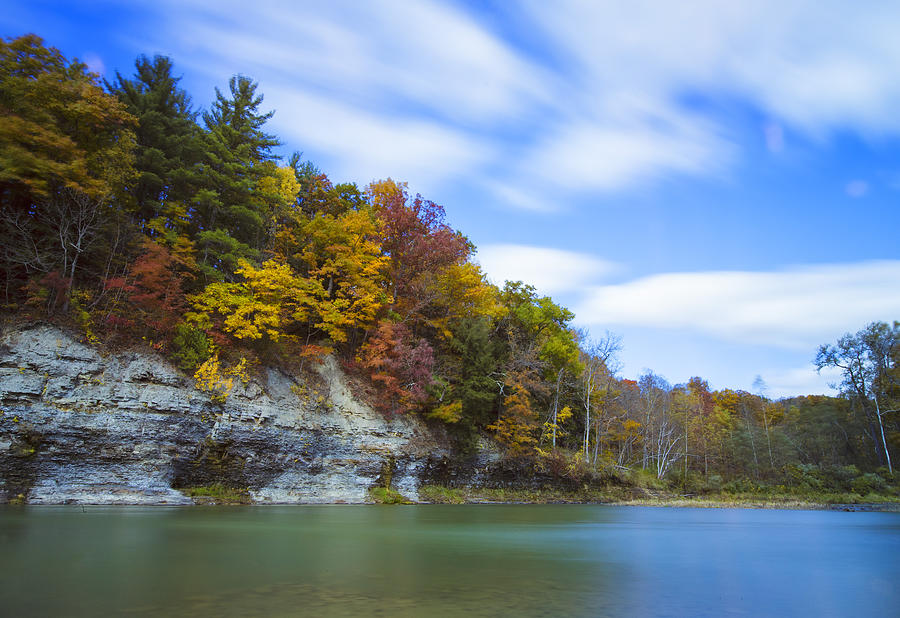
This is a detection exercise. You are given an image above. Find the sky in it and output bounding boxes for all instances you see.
[5,1,900,398]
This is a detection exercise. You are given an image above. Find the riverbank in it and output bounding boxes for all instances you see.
[413,484,900,511]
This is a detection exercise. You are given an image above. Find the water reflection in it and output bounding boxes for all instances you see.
[0,505,897,617]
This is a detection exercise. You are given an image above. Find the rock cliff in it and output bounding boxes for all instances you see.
[0,324,462,504]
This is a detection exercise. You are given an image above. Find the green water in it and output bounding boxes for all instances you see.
[1,505,898,616]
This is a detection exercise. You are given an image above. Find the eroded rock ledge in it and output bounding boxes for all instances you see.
[0,324,464,504]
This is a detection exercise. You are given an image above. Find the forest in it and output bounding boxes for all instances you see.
[1,34,898,500]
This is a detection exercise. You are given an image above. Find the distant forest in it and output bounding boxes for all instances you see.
[1,34,897,493]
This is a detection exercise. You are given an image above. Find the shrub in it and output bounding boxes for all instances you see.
[171,322,211,370]
[722,477,763,494]
[419,485,466,504]
[182,483,251,504]
[369,486,412,504]
[851,473,888,495]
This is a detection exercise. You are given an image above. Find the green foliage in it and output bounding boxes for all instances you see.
[0,34,136,201]
[171,322,211,370]
[3,33,897,498]
[107,54,203,234]
[851,473,888,495]
[444,316,504,427]
[0,34,137,309]
[195,75,280,280]
[182,483,251,504]
[418,485,467,504]
[369,486,412,504]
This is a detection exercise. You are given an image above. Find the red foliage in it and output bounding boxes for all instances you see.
[104,240,190,343]
[24,271,71,314]
[374,184,470,305]
[357,320,435,415]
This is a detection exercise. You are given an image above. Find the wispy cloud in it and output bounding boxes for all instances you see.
[573,260,900,349]
[126,0,900,210]
[477,244,618,296]
[761,365,842,399]
[81,51,105,77]
[267,90,493,191]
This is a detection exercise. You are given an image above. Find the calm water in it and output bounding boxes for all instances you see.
[1,505,898,617]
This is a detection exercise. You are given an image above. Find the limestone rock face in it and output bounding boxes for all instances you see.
[0,324,449,504]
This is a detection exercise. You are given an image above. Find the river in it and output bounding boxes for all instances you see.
[1,505,897,616]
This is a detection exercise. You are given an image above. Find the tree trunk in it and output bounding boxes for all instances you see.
[874,395,893,475]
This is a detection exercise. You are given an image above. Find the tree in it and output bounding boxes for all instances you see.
[366,179,470,318]
[291,206,388,343]
[357,321,435,415]
[817,322,898,474]
[637,371,680,478]
[495,282,580,453]
[0,34,136,308]
[188,259,318,347]
[578,333,620,460]
[752,376,777,471]
[195,75,280,280]
[488,374,540,456]
[439,316,505,429]
[108,55,204,237]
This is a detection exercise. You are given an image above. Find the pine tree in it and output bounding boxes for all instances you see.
[194,75,280,281]
[108,55,204,241]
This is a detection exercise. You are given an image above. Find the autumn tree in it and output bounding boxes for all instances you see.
[0,34,136,309]
[488,375,540,456]
[102,239,193,344]
[357,321,435,415]
[366,179,470,320]
[577,332,620,461]
[284,205,388,345]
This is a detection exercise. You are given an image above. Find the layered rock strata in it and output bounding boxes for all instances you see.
[0,324,452,504]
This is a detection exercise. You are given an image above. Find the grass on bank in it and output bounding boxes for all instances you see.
[180,483,252,505]
[418,485,614,504]
[418,464,900,509]
[369,486,414,504]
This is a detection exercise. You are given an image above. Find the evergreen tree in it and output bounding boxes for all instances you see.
[0,34,136,308]
[108,55,204,243]
[195,75,280,281]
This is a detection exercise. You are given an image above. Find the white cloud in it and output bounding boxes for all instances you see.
[81,52,106,77]
[477,244,618,295]
[267,90,493,190]
[523,0,900,135]
[148,0,549,125]
[522,115,729,192]
[573,260,900,349]
[128,0,900,209]
[845,180,869,198]
[761,365,842,399]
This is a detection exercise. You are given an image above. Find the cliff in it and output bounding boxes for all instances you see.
[0,323,474,504]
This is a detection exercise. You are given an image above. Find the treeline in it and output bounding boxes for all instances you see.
[1,35,897,490]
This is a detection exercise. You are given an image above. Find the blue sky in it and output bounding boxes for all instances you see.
[5,1,900,397]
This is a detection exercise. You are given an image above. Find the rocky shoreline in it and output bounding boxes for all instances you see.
[4,324,899,511]
[0,324,452,505]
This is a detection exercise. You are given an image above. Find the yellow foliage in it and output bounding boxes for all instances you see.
[427,262,503,338]
[541,405,572,443]
[488,382,539,455]
[258,165,301,208]
[188,259,317,343]
[299,208,389,341]
[365,178,408,208]
[428,399,463,423]
[194,352,251,404]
